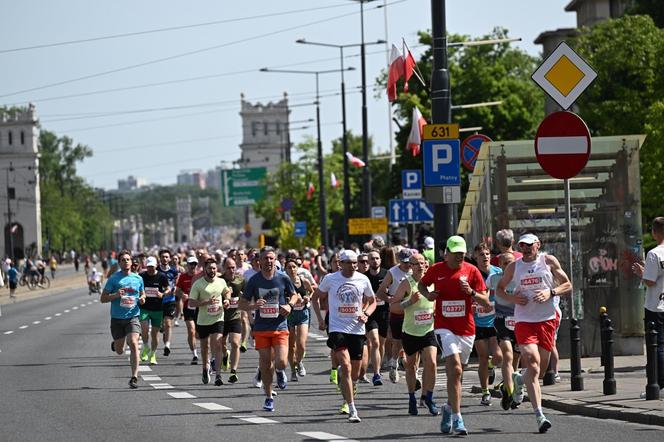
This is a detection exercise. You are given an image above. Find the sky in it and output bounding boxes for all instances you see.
[0,0,577,190]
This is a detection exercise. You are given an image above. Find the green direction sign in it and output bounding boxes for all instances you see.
[221,167,267,207]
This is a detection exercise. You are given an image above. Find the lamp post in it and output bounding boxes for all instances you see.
[295,38,384,247]
[260,67,354,249]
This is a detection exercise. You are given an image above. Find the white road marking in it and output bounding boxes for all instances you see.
[194,402,232,411]
[297,432,356,441]
[168,392,196,399]
[32,321,41,324]
[44,316,52,320]
[137,365,152,372]
[87,301,92,305]
[55,313,62,316]
[4,331,13,335]
[19,325,28,329]
[150,383,174,389]
[72,306,78,310]
[64,310,70,313]
[80,303,87,307]
[94,300,99,303]
[233,415,278,424]
[141,375,161,382]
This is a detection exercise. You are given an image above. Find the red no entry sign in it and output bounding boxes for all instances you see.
[535,111,591,179]
[461,134,492,172]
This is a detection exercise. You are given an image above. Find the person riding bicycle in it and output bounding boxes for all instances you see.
[88,268,102,294]
[35,257,46,283]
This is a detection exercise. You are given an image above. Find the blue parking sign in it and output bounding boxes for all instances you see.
[423,139,460,186]
[294,221,307,238]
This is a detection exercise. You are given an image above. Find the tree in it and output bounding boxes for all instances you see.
[627,0,664,28]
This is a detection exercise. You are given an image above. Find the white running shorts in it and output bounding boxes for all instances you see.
[435,328,475,365]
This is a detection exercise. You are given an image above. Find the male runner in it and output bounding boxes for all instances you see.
[363,250,388,386]
[175,255,200,364]
[139,256,170,365]
[158,249,179,356]
[221,257,245,383]
[101,250,146,389]
[496,233,572,433]
[189,257,230,386]
[418,236,489,435]
[240,247,300,412]
[318,250,376,423]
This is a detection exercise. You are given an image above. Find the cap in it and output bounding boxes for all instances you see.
[446,236,467,254]
[398,248,413,263]
[424,236,435,249]
[186,256,198,264]
[339,250,358,262]
[518,233,540,245]
[146,256,158,267]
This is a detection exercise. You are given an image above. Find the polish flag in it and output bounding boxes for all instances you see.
[402,40,416,92]
[407,107,427,156]
[306,182,315,200]
[387,44,404,102]
[346,152,366,168]
[330,172,340,189]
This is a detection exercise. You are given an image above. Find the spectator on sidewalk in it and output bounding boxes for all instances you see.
[632,216,664,393]
[7,261,18,299]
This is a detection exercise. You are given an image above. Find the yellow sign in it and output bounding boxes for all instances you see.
[531,41,597,110]
[348,218,388,235]
[423,124,459,140]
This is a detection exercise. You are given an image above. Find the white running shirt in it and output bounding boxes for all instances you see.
[319,271,374,335]
[511,253,557,323]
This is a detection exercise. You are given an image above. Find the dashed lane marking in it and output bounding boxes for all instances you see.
[168,392,196,399]
[55,313,62,316]
[233,415,279,424]
[64,310,70,313]
[194,402,232,411]
[72,306,78,310]
[32,321,40,324]
[297,432,357,441]
[141,375,161,382]
[44,316,52,320]
[4,331,13,335]
[150,383,174,389]
[19,325,28,329]
[137,365,152,372]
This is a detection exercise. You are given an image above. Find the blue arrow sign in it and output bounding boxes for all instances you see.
[389,199,434,223]
[423,139,461,186]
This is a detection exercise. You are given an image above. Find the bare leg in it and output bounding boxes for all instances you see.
[229,333,241,370]
[445,354,464,413]
[259,347,275,398]
[128,332,140,378]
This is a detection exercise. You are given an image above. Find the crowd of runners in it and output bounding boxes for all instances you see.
[101,228,573,434]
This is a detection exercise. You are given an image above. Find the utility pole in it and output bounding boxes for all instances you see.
[359,0,372,216]
[5,164,15,262]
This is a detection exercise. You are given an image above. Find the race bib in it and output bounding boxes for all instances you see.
[505,316,516,331]
[477,301,495,318]
[120,295,135,308]
[413,309,433,326]
[375,300,386,306]
[442,300,465,317]
[293,302,305,311]
[260,303,280,318]
[338,303,358,318]
[229,297,239,308]
[207,302,222,315]
[145,287,159,298]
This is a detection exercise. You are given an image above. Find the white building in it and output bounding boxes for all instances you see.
[0,104,41,260]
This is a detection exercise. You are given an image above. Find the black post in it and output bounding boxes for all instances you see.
[340,47,350,247]
[570,318,584,391]
[315,73,329,249]
[430,0,456,262]
[599,306,608,366]
[359,0,371,217]
[645,321,660,400]
[602,318,616,395]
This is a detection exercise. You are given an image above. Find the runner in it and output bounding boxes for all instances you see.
[100,250,146,389]
[496,233,572,433]
[391,252,439,416]
[312,253,341,387]
[188,257,230,386]
[418,236,490,435]
[285,259,314,381]
[472,243,503,406]
[318,250,376,423]
[158,249,179,357]
[171,253,186,327]
[221,257,245,383]
[491,228,523,266]
[240,247,300,412]
[174,255,200,364]
[363,250,388,386]
[138,256,170,365]
[422,236,435,266]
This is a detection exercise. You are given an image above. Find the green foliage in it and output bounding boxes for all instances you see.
[573,15,664,224]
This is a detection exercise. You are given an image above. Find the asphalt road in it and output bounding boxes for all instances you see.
[1,288,663,441]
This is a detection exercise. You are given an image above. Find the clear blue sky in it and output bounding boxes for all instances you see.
[0,0,576,190]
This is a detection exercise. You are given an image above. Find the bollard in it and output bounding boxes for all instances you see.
[599,306,608,367]
[570,318,584,391]
[645,321,660,400]
[602,318,616,395]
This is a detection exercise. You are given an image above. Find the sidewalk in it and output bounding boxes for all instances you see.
[0,264,89,306]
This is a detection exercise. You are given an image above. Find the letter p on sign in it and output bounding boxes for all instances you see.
[432,144,452,171]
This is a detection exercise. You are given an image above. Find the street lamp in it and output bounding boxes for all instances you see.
[296,37,385,247]
[260,66,355,249]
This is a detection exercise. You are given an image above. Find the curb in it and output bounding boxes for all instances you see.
[542,396,664,427]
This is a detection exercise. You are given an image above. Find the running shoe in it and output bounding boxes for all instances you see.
[222,350,230,371]
[480,392,491,406]
[163,345,171,357]
[276,370,288,390]
[263,397,275,412]
[359,374,370,384]
[210,358,216,372]
[372,373,383,386]
[389,367,399,383]
[149,352,158,365]
[291,371,298,382]
[174,319,180,327]
[228,373,239,384]
[240,341,248,353]
[111,341,116,353]
[252,368,263,389]
[348,411,361,423]
[408,398,418,416]
[425,398,440,416]
[512,372,524,405]
[537,415,552,433]
[440,405,452,434]
[554,373,561,383]
[191,355,198,365]
[140,347,150,362]
[202,367,210,385]
[453,416,468,435]
[488,366,496,385]
[329,368,339,385]
[215,374,223,386]
[500,383,512,411]
[128,376,138,389]
[297,362,307,377]
[339,402,350,415]
[414,378,422,391]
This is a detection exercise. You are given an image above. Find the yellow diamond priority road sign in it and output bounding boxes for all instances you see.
[532,41,597,110]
